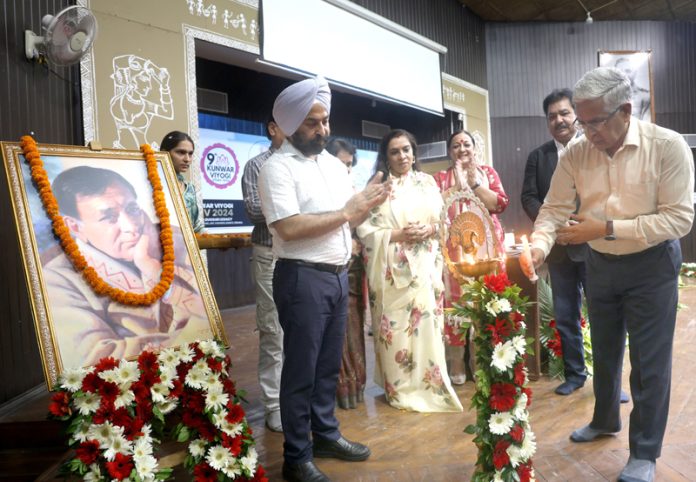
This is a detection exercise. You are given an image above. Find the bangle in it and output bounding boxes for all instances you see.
[471,182,480,190]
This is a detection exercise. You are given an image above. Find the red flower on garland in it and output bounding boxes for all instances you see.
[492,439,511,470]
[94,357,119,373]
[81,372,102,393]
[509,424,524,443]
[222,433,243,457]
[510,311,525,330]
[488,383,517,412]
[75,440,100,465]
[48,391,71,417]
[105,453,134,480]
[194,462,218,482]
[138,351,159,373]
[522,386,533,406]
[513,362,526,386]
[517,461,534,482]
[483,272,511,294]
[226,403,246,424]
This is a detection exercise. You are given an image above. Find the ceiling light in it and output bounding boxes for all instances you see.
[586,11,593,23]
[577,0,618,23]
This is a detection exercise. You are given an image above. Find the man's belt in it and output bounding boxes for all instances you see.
[592,241,668,261]
[278,258,349,274]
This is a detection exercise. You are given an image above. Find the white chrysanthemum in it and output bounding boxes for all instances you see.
[205,387,229,412]
[485,297,512,316]
[212,411,227,429]
[140,423,153,440]
[513,393,529,420]
[223,463,242,478]
[199,339,224,358]
[158,366,177,389]
[185,369,206,389]
[114,389,135,409]
[203,375,223,393]
[488,411,514,435]
[134,453,158,480]
[150,383,170,403]
[157,398,178,415]
[59,367,87,392]
[507,443,523,467]
[103,434,133,461]
[520,430,537,459]
[116,360,140,385]
[491,341,517,372]
[87,421,120,446]
[133,436,153,458]
[178,345,195,363]
[206,444,233,471]
[221,421,244,437]
[519,321,527,330]
[511,335,526,355]
[70,421,91,443]
[97,368,119,384]
[74,392,101,415]
[240,448,258,474]
[188,438,207,458]
[158,347,181,367]
[83,464,102,482]
[493,470,504,482]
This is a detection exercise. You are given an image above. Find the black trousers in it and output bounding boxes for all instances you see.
[273,259,348,464]
[585,240,681,460]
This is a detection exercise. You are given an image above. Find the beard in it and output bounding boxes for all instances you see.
[289,132,328,157]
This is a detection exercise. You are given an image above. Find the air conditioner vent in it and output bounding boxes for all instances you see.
[197,87,228,114]
[362,120,390,139]
[417,141,448,162]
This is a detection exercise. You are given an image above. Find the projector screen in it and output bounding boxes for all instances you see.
[261,0,445,115]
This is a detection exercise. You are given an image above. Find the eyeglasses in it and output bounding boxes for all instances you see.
[573,106,622,132]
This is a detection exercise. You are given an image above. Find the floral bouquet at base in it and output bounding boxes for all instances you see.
[48,339,267,482]
[447,272,536,482]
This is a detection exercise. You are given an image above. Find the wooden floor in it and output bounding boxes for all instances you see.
[3,284,696,481]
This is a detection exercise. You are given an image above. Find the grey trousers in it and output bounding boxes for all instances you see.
[252,244,284,414]
[585,240,681,461]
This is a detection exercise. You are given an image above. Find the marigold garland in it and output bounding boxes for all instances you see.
[20,135,175,306]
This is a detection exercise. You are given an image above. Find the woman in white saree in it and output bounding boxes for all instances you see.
[357,129,462,413]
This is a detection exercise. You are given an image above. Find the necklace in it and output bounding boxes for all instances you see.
[20,136,175,306]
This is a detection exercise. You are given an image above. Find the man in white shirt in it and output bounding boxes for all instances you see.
[258,76,389,482]
[521,67,694,482]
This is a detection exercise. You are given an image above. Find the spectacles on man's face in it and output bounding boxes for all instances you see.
[573,105,622,132]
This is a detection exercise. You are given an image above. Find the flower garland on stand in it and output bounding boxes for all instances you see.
[19,135,174,306]
[48,339,267,482]
[537,278,593,380]
[447,272,536,482]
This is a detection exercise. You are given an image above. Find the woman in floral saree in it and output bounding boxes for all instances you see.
[357,130,462,413]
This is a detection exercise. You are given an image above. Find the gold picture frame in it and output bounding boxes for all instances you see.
[598,49,655,123]
[1,141,227,389]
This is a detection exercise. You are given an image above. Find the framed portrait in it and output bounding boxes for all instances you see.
[1,141,227,389]
[598,49,654,123]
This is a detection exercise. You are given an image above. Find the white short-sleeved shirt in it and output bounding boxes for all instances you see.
[258,140,354,265]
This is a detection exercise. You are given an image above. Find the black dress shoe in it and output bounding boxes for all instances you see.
[282,461,330,482]
[555,380,584,395]
[313,436,371,461]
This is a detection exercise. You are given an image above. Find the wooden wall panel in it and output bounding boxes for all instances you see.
[0,0,82,405]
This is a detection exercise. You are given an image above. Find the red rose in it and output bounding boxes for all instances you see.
[48,391,71,417]
[509,424,524,443]
[483,273,511,294]
[193,462,217,482]
[75,440,100,465]
[489,383,517,412]
[492,439,511,470]
[105,453,134,480]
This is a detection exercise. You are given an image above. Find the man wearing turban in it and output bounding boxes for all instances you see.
[259,76,389,481]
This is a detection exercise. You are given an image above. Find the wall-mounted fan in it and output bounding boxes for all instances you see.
[25,5,98,66]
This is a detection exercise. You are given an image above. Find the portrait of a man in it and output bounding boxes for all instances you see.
[5,148,224,377]
[599,50,654,122]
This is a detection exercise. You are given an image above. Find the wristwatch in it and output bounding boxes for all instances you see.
[604,220,616,241]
